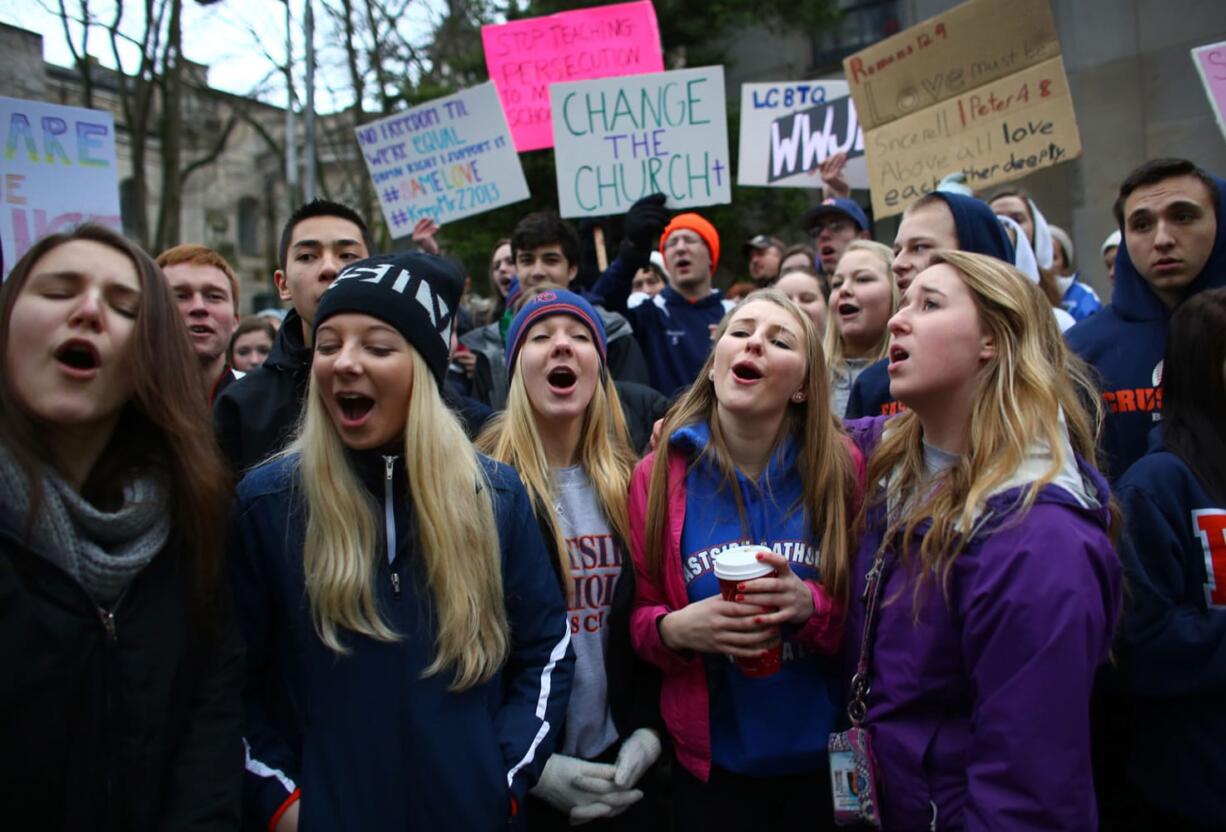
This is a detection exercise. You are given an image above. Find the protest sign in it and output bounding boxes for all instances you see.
[482,0,664,152]
[842,0,1079,218]
[736,81,868,189]
[550,66,730,219]
[355,82,529,234]
[767,95,865,184]
[1191,40,1226,142]
[1,96,120,278]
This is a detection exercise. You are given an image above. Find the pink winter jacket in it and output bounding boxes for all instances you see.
[628,441,863,782]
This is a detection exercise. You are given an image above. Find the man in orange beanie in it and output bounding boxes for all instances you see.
[591,194,734,395]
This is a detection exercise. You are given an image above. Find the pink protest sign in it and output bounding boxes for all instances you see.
[482,0,664,152]
[1191,40,1226,141]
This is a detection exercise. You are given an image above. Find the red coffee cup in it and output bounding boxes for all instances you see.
[713,545,782,678]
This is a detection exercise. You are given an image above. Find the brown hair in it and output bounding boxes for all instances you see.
[227,316,277,365]
[1,225,231,615]
[156,243,240,313]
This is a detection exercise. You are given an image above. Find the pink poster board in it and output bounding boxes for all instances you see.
[1191,40,1226,142]
[482,0,664,152]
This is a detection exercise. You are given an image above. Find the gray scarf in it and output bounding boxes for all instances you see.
[0,444,170,605]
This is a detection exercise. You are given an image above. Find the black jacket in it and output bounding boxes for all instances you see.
[0,520,244,831]
[615,380,669,455]
[214,309,312,475]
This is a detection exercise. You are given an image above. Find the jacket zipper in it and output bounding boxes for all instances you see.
[384,455,400,596]
[98,606,118,641]
[95,585,130,643]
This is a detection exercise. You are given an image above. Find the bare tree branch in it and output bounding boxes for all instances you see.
[180,110,239,182]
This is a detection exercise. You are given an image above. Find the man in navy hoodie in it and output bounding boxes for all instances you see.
[844,191,1014,418]
[591,195,734,396]
[1066,158,1225,480]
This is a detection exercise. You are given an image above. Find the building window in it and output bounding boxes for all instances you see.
[119,178,139,238]
[238,196,260,257]
[811,0,903,73]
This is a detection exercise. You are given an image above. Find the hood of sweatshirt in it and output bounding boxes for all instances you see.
[933,191,1016,264]
[263,308,312,374]
[1109,173,1226,323]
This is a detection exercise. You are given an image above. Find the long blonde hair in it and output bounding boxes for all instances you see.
[644,288,858,600]
[823,239,900,369]
[861,250,1106,598]
[477,349,637,586]
[293,349,508,690]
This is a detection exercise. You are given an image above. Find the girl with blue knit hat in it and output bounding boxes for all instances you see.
[480,288,666,829]
[229,251,573,831]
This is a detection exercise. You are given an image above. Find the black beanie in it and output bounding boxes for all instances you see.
[313,251,464,387]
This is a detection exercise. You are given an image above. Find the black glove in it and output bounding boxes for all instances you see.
[624,193,669,251]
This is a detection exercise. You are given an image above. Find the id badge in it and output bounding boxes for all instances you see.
[828,727,882,828]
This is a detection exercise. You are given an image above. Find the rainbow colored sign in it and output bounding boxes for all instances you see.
[1,96,120,278]
[482,0,664,153]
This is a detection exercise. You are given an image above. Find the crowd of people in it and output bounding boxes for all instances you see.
[1,151,1223,831]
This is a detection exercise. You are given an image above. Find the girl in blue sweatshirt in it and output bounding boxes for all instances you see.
[1115,287,1226,828]
[230,252,572,831]
[629,288,861,831]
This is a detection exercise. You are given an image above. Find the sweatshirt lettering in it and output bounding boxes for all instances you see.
[1103,386,1162,417]
[1194,509,1226,608]
[684,538,821,584]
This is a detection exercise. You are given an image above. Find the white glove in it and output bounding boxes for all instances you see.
[613,728,662,790]
[568,729,662,825]
[531,754,620,814]
[568,786,644,826]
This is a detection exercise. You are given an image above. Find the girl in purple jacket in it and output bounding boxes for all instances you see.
[844,251,1122,830]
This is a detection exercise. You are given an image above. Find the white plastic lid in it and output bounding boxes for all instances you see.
[713,546,774,581]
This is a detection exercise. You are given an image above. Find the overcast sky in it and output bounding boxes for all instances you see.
[0,0,440,113]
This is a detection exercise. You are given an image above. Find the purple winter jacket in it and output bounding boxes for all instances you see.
[843,417,1122,831]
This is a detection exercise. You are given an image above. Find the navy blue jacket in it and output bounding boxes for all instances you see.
[1115,431,1226,825]
[591,242,733,397]
[845,193,1015,418]
[230,451,573,831]
[1066,175,1226,480]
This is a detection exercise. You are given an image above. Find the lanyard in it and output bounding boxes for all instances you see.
[847,542,890,727]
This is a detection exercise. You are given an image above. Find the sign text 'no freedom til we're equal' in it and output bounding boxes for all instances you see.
[842,0,1081,219]
[482,0,664,152]
[1,96,121,278]
[355,82,530,233]
[550,66,731,219]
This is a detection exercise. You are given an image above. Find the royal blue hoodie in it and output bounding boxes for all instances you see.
[671,422,841,777]
[230,451,573,830]
[845,193,1015,418]
[1114,429,1226,826]
[1065,174,1226,480]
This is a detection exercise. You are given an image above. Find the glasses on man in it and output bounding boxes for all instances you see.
[810,218,852,236]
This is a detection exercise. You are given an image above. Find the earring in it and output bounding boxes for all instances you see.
[791,392,806,403]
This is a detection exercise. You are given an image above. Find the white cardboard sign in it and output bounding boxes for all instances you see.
[550,66,731,218]
[737,81,868,189]
[355,82,530,233]
[1,96,121,278]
